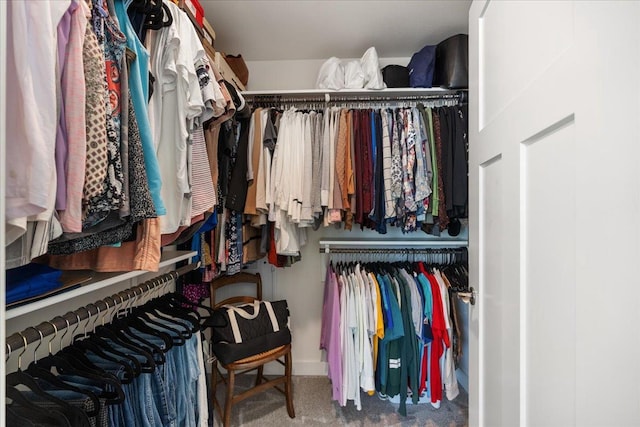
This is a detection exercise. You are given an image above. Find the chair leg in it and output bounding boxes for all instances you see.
[255,365,263,386]
[211,359,218,397]
[224,369,235,427]
[211,360,222,422]
[284,351,295,418]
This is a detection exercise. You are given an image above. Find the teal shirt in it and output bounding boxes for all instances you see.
[114,0,166,215]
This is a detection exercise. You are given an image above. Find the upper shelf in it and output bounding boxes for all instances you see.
[6,250,197,320]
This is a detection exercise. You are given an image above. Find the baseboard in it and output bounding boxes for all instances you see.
[456,368,468,393]
[262,360,328,376]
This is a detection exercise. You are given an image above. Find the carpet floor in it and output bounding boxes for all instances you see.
[210,375,468,426]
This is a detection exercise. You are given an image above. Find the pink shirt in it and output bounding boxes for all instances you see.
[320,265,343,404]
[59,0,89,232]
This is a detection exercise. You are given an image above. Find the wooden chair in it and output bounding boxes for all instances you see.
[208,272,295,426]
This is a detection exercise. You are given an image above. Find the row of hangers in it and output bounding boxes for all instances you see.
[329,250,469,293]
[249,99,462,112]
[5,273,213,426]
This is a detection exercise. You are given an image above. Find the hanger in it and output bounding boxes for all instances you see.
[130,0,173,31]
[6,331,89,426]
[6,385,71,426]
[26,321,101,418]
[37,315,126,404]
[127,281,190,345]
[142,279,199,335]
[111,291,170,362]
[73,304,142,379]
[90,301,156,374]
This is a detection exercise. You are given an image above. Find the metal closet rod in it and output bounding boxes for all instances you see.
[246,91,467,105]
[319,247,469,254]
[5,261,200,353]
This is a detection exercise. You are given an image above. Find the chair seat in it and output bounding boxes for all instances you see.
[229,345,289,366]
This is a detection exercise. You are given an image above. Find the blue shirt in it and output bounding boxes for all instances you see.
[114,0,166,215]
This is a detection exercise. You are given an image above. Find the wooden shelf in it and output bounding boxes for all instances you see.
[6,250,197,320]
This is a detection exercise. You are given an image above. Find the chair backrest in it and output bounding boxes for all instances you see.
[209,272,263,310]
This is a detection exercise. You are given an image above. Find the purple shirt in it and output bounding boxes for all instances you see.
[54,0,78,210]
[320,264,343,403]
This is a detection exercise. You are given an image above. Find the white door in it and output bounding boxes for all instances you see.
[469,1,640,426]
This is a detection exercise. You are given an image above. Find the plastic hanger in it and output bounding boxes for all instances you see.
[5,331,89,426]
[137,283,196,338]
[6,385,72,426]
[37,316,125,403]
[127,283,190,344]
[26,321,101,418]
[109,294,167,363]
[68,304,141,378]
[91,301,155,373]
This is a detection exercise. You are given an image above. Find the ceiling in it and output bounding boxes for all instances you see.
[202,1,472,62]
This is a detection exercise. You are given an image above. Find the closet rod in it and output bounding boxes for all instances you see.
[246,90,467,105]
[319,239,468,253]
[319,247,468,255]
[5,261,200,354]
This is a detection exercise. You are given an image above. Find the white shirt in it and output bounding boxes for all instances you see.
[300,112,314,224]
[6,0,71,240]
[148,2,205,234]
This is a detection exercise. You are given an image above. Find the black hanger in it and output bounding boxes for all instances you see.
[89,301,157,373]
[25,321,101,418]
[72,337,139,380]
[70,304,142,377]
[134,308,189,345]
[97,296,165,363]
[5,332,89,427]
[157,292,204,330]
[111,317,167,364]
[139,0,173,31]
[6,386,72,426]
[35,315,126,404]
[143,296,198,336]
[122,315,174,350]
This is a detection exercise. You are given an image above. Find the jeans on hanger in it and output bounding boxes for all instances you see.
[85,358,136,427]
[128,331,177,427]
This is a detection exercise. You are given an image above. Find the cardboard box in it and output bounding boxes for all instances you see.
[202,17,216,47]
[179,0,204,30]
[214,52,246,92]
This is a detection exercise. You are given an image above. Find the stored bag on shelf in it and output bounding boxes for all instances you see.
[224,54,249,87]
[433,33,468,89]
[408,45,436,88]
[382,65,410,88]
[205,300,291,364]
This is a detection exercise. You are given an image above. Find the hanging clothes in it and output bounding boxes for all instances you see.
[5,290,209,427]
[241,102,467,259]
[320,254,468,414]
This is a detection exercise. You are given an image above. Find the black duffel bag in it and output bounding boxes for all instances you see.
[204,300,291,364]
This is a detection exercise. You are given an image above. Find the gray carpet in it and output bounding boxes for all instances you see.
[211,376,468,426]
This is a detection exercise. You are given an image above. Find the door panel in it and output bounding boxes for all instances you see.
[523,119,576,427]
[479,155,518,427]
[470,1,640,426]
[479,1,573,129]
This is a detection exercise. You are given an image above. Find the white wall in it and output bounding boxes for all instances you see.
[245,57,411,91]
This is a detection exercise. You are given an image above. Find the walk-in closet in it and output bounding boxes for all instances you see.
[2,1,640,426]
